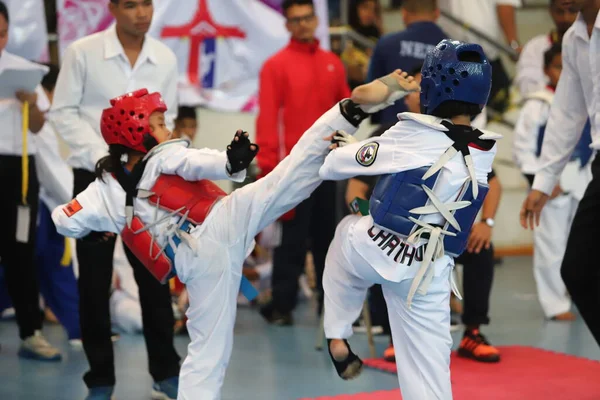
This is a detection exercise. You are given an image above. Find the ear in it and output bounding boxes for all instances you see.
[108,1,117,18]
[401,8,408,22]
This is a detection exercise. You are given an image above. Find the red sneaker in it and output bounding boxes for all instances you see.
[457,329,500,363]
[383,343,395,362]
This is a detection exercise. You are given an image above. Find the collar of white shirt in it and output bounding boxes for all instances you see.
[103,24,158,66]
[572,10,600,42]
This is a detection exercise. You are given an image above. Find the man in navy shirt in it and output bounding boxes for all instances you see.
[367,0,446,124]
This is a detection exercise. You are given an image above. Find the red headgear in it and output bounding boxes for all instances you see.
[100,89,168,153]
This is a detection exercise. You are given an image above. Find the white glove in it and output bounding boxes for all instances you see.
[331,130,358,148]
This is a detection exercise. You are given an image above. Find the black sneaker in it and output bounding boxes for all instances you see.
[259,303,293,326]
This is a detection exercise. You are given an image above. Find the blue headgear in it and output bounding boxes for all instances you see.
[420,39,492,115]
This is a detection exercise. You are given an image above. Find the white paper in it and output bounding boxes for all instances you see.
[16,204,31,243]
[0,68,46,100]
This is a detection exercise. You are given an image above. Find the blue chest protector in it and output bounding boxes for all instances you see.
[370,167,489,258]
[536,119,593,168]
[369,122,494,260]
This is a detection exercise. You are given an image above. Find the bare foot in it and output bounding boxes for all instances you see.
[552,311,577,321]
[329,339,350,361]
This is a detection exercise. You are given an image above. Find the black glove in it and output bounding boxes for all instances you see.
[339,99,369,128]
[226,130,259,175]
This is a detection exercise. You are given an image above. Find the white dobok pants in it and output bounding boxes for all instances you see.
[172,105,357,400]
[533,193,579,318]
[323,215,453,400]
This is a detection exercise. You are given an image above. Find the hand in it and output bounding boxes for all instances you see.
[387,69,420,93]
[466,222,492,254]
[82,231,115,243]
[226,129,259,174]
[550,184,563,199]
[325,130,357,150]
[520,189,550,230]
[15,90,37,105]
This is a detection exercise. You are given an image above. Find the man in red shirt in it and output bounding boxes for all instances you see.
[257,0,350,325]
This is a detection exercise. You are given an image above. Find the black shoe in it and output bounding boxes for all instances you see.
[259,303,293,326]
[327,339,363,380]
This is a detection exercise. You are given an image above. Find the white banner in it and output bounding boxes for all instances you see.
[57,0,329,112]
[4,0,48,61]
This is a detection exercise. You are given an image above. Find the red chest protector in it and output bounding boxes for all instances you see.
[120,174,226,283]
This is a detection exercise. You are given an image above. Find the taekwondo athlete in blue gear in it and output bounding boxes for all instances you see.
[319,39,501,400]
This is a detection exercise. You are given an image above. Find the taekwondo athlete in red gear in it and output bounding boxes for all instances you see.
[52,74,417,399]
[319,40,502,400]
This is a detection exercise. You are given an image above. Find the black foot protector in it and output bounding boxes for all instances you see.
[327,339,364,380]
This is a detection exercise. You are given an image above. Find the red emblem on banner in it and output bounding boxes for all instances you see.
[161,0,246,86]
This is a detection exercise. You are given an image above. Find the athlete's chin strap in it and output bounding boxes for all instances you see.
[404,122,486,308]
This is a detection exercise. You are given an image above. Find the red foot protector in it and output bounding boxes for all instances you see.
[300,346,600,400]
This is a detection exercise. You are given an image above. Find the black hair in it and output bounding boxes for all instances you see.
[544,43,561,68]
[0,1,9,24]
[175,106,197,121]
[40,63,60,93]
[430,101,482,119]
[410,63,424,76]
[282,0,314,16]
[94,135,157,181]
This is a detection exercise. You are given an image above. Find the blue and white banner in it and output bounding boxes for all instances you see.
[57,0,329,112]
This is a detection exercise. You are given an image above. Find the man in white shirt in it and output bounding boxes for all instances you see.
[515,0,578,96]
[521,0,600,348]
[438,0,521,112]
[0,0,62,363]
[49,0,180,398]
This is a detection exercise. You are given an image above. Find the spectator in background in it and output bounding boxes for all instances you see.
[367,0,446,126]
[342,0,382,89]
[515,0,577,96]
[349,0,382,39]
[48,0,181,398]
[257,0,350,325]
[0,1,62,362]
[172,106,198,143]
[438,0,522,113]
[33,63,82,346]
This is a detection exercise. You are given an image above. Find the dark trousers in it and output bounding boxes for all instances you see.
[455,245,495,326]
[271,180,337,314]
[35,202,80,340]
[0,156,42,339]
[73,169,180,388]
[561,156,600,347]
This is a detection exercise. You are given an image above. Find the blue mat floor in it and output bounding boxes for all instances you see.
[0,256,599,400]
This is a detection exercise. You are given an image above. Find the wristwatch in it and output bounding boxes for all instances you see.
[510,40,520,50]
[483,218,495,227]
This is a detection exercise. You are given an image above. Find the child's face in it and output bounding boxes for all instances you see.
[545,53,562,88]
[404,72,422,113]
[174,118,198,141]
[149,111,172,143]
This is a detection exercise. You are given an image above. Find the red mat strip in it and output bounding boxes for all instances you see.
[301,346,600,400]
